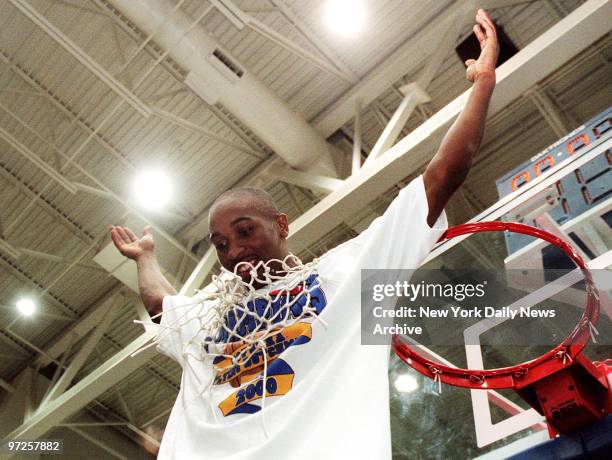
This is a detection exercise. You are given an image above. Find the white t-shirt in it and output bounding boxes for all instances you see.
[154,175,447,459]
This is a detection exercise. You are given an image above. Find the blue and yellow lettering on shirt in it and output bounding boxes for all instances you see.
[212,274,326,416]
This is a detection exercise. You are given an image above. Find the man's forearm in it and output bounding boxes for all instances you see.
[442,74,495,170]
[136,252,177,318]
[424,74,496,224]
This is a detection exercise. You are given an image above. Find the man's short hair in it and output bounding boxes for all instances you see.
[209,187,279,222]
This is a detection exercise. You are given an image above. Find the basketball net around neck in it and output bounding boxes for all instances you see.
[134,254,326,433]
[191,254,325,363]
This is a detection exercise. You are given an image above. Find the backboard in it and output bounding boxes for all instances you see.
[387,117,612,459]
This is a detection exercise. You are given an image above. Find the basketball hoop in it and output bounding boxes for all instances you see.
[392,221,611,437]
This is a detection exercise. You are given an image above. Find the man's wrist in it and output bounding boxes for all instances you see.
[135,250,156,264]
[474,71,496,88]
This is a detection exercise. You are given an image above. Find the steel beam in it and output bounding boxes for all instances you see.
[150,107,265,159]
[352,99,362,175]
[265,165,344,194]
[0,378,16,393]
[209,0,248,29]
[8,0,151,117]
[245,16,356,84]
[312,5,458,137]
[54,0,110,16]
[483,0,537,8]
[107,0,338,175]
[42,333,76,402]
[180,246,218,297]
[312,0,535,137]
[0,255,78,320]
[0,126,77,194]
[16,246,105,272]
[71,182,191,222]
[289,0,612,253]
[207,105,271,157]
[39,297,120,405]
[269,0,359,82]
[0,50,135,171]
[0,302,74,322]
[35,286,124,367]
[283,183,305,213]
[3,331,158,441]
[0,100,196,261]
[59,422,127,427]
[209,0,356,83]
[362,19,453,164]
[0,238,21,259]
[365,83,431,164]
[67,426,127,460]
[371,102,390,129]
[528,87,570,138]
[5,0,609,442]
[417,9,467,90]
[114,388,135,424]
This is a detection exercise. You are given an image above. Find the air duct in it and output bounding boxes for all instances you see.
[107,0,338,175]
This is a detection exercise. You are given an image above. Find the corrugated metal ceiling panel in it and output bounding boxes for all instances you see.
[0,0,609,450]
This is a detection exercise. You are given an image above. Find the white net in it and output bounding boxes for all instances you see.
[190,255,324,361]
[135,254,326,428]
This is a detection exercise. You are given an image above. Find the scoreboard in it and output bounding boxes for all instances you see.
[496,106,612,255]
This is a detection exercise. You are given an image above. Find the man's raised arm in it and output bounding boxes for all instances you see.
[110,225,177,319]
[423,9,499,226]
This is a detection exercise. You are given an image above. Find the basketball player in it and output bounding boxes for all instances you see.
[110,10,499,460]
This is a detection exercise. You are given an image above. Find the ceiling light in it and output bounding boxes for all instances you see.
[132,170,173,211]
[325,0,365,37]
[16,298,36,316]
[394,373,418,393]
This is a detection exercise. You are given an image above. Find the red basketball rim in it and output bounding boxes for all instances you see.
[392,221,600,390]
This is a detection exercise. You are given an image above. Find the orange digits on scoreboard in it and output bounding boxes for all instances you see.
[534,156,555,176]
[511,171,529,191]
[566,134,590,154]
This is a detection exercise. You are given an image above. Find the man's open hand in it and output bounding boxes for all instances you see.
[110,225,154,260]
[465,9,499,83]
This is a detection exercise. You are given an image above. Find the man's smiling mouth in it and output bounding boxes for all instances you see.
[235,257,260,275]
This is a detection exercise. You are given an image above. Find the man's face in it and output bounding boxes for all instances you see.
[209,199,289,284]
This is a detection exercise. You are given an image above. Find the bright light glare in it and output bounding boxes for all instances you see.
[394,374,418,393]
[132,170,173,210]
[16,298,36,316]
[325,0,365,37]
